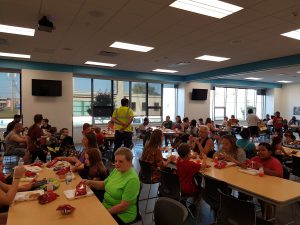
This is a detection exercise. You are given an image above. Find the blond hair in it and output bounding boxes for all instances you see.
[115,147,133,162]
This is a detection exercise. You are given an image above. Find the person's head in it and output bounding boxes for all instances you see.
[94,127,101,134]
[272,135,282,146]
[231,115,235,119]
[33,114,43,125]
[114,147,133,172]
[60,128,69,136]
[13,114,22,123]
[199,125,209,139]
[266,114,270,119]
[177,143,190,159]
[49,127,57,135]
[143,117,149,125]
[42,118,49,125]
[166,116,170,121]
[275,111,280,117]
[85,148,102,167]
[176,115,182,123]
[240,128,251,140]
[258,143,274,159]
[283,119,288,125]
[248,108,253,114]
[145,129,163,150]
[14,123,23,133]
[183,117,189,123]
[82,123,91,135]
[271,115,275,119]
[205,118,212,124]
[85,132,98,148]
[199,118,203,123]
[108,120,114,127]
[224,116,228,121]
[190,119,197,128]
[121,98,129,107]
[292,116,296,121]
[221,135,237,153]
[286,134,296,143]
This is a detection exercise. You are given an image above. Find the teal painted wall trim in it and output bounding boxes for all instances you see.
[0,59,184,83]
[200,79,282,88]
[186,53,300,81]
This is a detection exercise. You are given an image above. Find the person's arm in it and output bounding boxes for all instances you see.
[11,134,27,144]
[55,156,80,164]
[197,139,213,155]
[0,181,11,193]
[279,146,290,156]
[85,180,105,190]
[72,163,85,172]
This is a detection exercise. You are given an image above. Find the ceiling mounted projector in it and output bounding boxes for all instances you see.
[38,16,55,32]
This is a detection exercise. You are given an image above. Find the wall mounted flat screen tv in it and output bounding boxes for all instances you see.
[32,79,62,96]
[191,89,208,100]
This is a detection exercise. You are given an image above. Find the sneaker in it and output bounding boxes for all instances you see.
[187,204,197,218]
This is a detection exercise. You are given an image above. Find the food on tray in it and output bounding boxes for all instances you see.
[214,161,228,169]
[26,192,41,200]
[25,171,37,178]
[31,161,44,167]
[56,204,75,215]
[55,167,70,176]
[46,159,59,168]
[75,181,87,197]
[38,191,59,204]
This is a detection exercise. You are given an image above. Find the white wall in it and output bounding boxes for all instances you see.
[22,69,73,133]
[178,82,211,120]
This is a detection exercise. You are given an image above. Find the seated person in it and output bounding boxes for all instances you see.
[236,128,256,159]
[94,127,104,147]
[5,114,22,138]
[222,116,229,126]
[171,115,184,148]
[139,117,150,139]
[141,130,175,182]
[107,120,115,133]
[58,128,75,154]
[263,114,270,122]
[180,117,191,143]
[251,142,283,177]
[189,119,198,137]
[73,148,108,201]
[176,143,204,206]
[4,123,27,160]
[205,117,218,132]
[189,125,214,157]
[271,136,290,156]
[198,118,204,126]
[283,131,296,145]
[41,118,51,132]
[288,116,299,126]
[85,148,140,225]
[162,115,173,146]
[214,135,246,165]
[228,115,239,126]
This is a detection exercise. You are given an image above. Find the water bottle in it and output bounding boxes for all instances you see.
[18,158,24,166]
[46,152,52,163]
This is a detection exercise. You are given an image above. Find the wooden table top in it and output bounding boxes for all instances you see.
[282,146,300,157]
[7,165,117,225]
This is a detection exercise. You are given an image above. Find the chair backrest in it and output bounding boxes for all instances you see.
[203,175,228,211]
[216,189,256,225]
[154,197,188,225]
[158,169,181,201]
[193,172,203,191]
[292,156,300,177]
[282,165,290,180]
[138,159,152,184]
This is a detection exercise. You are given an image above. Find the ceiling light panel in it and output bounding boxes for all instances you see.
[169,0,243,19]
[152,69,178,73]
[281,29,300,41]
[195,55,230,62]
[84,61,116,67]
[110,41,154,52]
[277,80,292,83]
[0,24,35,36]
[0,52,31,59]
[244,77,263,80]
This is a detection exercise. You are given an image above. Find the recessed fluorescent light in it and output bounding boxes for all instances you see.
[0,52,30,59]
[0,24,35,36]
[281,29,300,41]
[244,77,263,81]
[297,71,300,73]
[277,80,292,83]
[169,0,243,19]
[84,61,116,67]
[110,41,154,52]
[152,69,178,73]
[195,55,230,62]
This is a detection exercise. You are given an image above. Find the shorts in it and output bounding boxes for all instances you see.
[249,126,259,136]
[6,147,26,157]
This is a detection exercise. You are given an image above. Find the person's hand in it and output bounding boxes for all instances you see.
[195,138,200,144]
[74,161,81,167]
[82,179,91,187]
[223,155,234,162]
[20,181,34,191]
[14,166,25,179]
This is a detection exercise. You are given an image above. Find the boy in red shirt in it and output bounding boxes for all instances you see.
[273,111,283,135]
[94,127,104,146]
[251,142,283,178]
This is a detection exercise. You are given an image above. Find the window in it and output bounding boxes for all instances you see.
[148,83,162,122]
[210,87,265,121]
[131,82,146,118]
[0,72,21,128]
[163,84,176,121]
[113,81,129,108]
[131,102,136,111]
[142,102,146,111]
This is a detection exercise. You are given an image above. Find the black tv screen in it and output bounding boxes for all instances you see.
[32,79,62,96]
[191,89,208,100]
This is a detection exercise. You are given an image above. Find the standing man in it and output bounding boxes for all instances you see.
[5,114,22,137]
[112,98,134,160]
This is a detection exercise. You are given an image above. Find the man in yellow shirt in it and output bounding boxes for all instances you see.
[112,98,134,159]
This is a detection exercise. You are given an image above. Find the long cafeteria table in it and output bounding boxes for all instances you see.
[7,164,117,225]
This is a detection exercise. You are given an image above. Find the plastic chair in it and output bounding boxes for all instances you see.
[216,189,274,225]
[127,184,143,225]
[154,197,188,225]
[202,175,229,215]
[193,172,203,192]
[138,159,159,213]
[158,169,181,201]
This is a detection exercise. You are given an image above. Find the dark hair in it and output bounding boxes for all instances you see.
[94,127,101,133]
[248,108,253,114]
[183,117,189,123]
[275,111,280,116]
[43,118,49,123]
[144,130,163,151]
[121,98,129,106]
[86,148,107,179]
[144,117,149,122]
[222,135,238,154]
[49,127,57,134]
[176,115,182,123]
[198,118,203,122]
[59,128,68,135]
[191,119,197,127]
[178,143,190,158]
[34,114,43,123]
[271,115,275,119]
[14,114,21,119]
[258,142,274,155]
[205,118,212,124]
[85,132,98,148]
[240,128,251,139]
[272,135,282,146]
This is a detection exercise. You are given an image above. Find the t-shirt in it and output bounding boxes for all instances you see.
[218,148,246,163]
[176,158,201,195]
[163,121,173,129]
[236,139,256,159]
[4,130,24,152]
[273,116,283,129]
[103,168,140,223]
[6,121,17,134]
[112,106,134,132]
[96,132,104,145]
[246,114,260,127]
[27,124,43,152]
[250,156,283,178]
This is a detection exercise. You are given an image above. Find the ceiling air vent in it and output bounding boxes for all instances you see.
[98,51,119,57]
[168,61,192,68]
